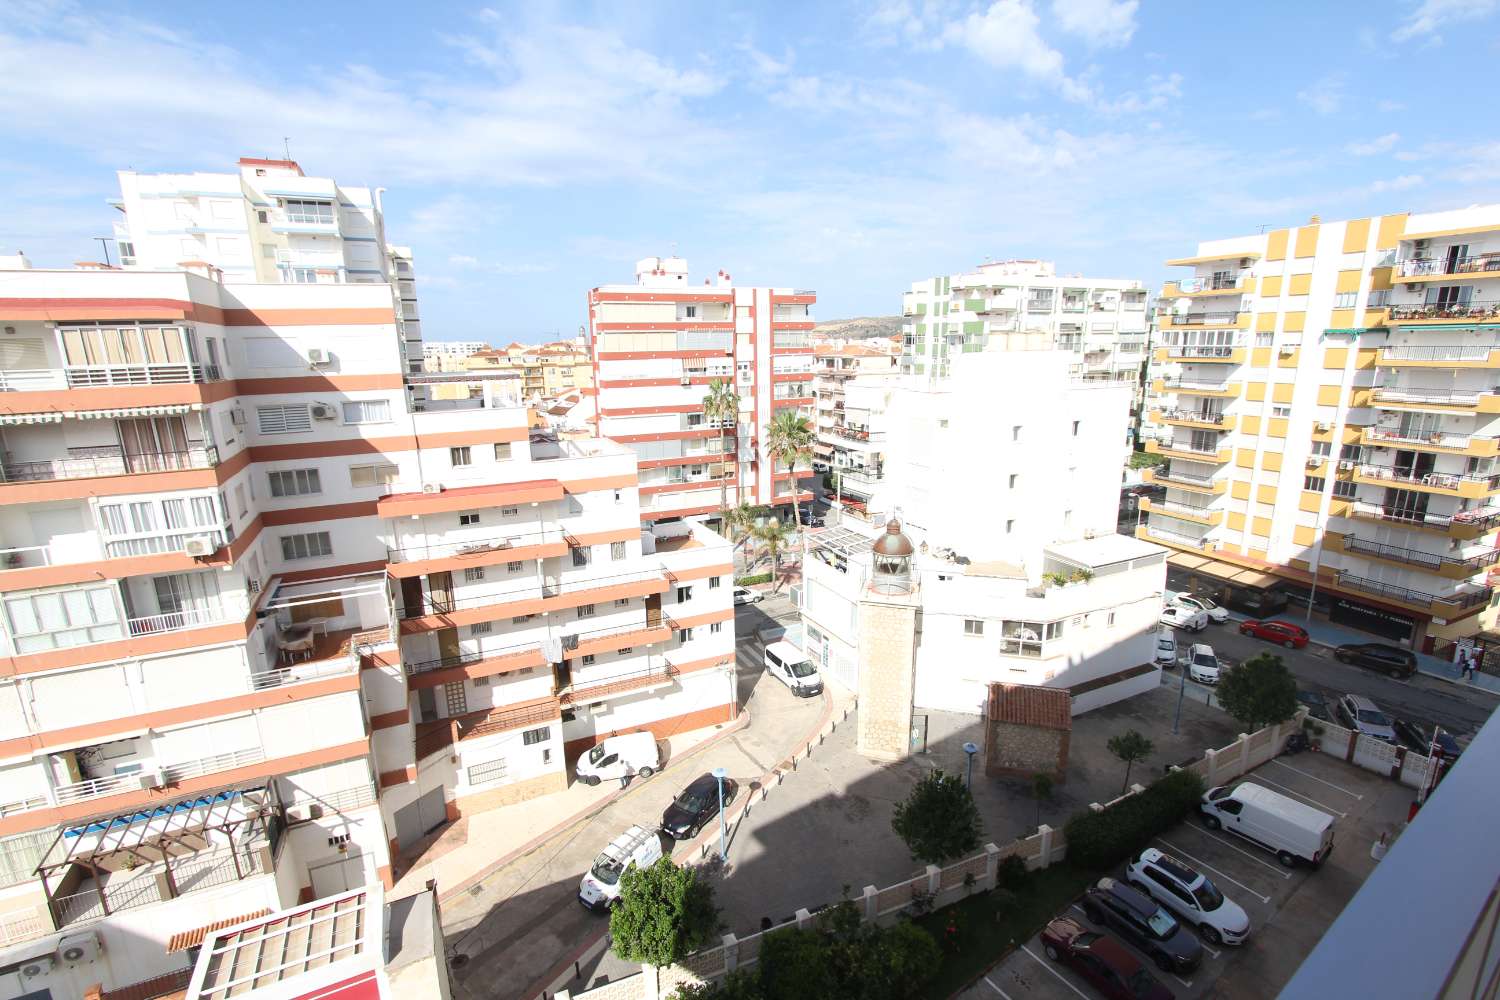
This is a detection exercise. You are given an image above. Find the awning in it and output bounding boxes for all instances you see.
[1167,552,1280,589]
[0,412,63,425]
[262,571,388,613]
[42,786,272,870]
[68,404,196,420]
[167,909,272,952]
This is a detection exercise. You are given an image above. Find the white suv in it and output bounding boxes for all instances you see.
[1188,643,1222,685]
[1168,591,1229,624]
[1126,847,1250,946]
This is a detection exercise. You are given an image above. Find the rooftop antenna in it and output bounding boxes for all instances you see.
[93,238,113,266]
[282,137,293,161]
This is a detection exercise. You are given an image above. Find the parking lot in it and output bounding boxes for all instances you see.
[961,748,1409,999]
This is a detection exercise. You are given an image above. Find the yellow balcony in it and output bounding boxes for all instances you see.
[1378,346,1500,369]
[1152,378,1241,398]
[1150,408,1236,432]
[1351,463,1500,500]
[1162,279,1251,298]
[1140,498,1224,527]
[1152,347,1247,365]
[1327,532,1500,581]
[1360,427,1500,459]
[1368,387,1500,414]
[1145,439,1233,464]
[1161,312,1250,331]
[1329,568,1493,620]
[1143,468,1227,495]
[1135,524,1214,552]
[1394,256,1500,284]
[1386,301,1500,327]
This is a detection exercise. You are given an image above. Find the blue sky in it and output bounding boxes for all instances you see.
[3,0,1499,341]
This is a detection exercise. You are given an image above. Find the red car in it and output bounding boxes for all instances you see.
[1237,619,1309,649]
[1040,916,1173,1000]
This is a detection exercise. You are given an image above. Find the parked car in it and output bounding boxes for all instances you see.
[1295,689,1331,722]
[733,587,762,606]
[1167,591,1229,625]
[1154,631,1178,666]
[1160,605,1208,632]
[1187,643,1222,685]
[577,825,662,911]
[1238,618,1310,649]
[1334,642,1417,679]
[1393,719,1464,758]
[1125,847,1250,946]
[798,508,825,527]
[1082,877,1203,974]
[661,772,738,839]
[574,732,660,787]
[753,621,787,647]
[764,640,824,697]
[1039,917,1173,1000]
[1336,693,1398,744]
[1199,783,1336,868]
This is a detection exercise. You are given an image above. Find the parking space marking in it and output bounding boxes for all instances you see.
[1155,838,1273,904]
[982,975,1014,999]
[1067,905,1193,989]
[1019,944,1092,999]
[1243,775,1348,816]
[1269,758,1365,798]
[1181,823,1293,879]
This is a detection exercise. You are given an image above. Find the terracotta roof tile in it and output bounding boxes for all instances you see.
[986,684,1071,731]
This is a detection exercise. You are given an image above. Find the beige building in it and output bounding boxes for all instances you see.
[466,342,594,400]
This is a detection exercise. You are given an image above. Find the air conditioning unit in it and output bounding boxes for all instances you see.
[183,535,216,557]
[1279,346,1296,356]
[307,348,331,365]
[19,955,53,980]
[1314,421,1331,432]
[1306,456,1322,468]
[310,404,335,420]
[1414,240,1431,253]
[681,376,692,386]
[59,931,102,964]
[421,483,442,495]
[1338,461,1354,471]
[229,407,246,428]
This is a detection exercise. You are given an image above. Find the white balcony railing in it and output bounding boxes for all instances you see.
[54,771,146,804]
[1380,343,1498,362]
[1372,386,1488,406]
[127,604,240,637]
[1142,525,1210,547]
[249,655,358,691]
[1365,426,1472,450]
[160,747,266,785]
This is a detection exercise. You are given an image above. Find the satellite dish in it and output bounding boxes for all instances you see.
[1173,298,1192,316]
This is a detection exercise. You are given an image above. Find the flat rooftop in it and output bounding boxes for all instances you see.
[1046,533,1167,569]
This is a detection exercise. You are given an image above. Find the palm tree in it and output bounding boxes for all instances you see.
[765,409,814,530]
[724,502,759,572]
[702,379,741,534]
[753,518,790,589]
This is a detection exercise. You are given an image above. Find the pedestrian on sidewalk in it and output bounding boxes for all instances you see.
[1465,651,1480,682]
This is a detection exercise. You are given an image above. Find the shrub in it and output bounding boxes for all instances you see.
[989,888,1018,917]
[610,857,722,967]
[892,770,982,864]
[1064,769,1205,869]
[734,572,773,586]
[996,854,1029,892]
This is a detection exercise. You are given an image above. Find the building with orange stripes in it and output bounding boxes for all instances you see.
[0,260,733,997]
[588,256,817,523]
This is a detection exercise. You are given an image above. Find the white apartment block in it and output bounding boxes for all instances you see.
[110,157,423,372]
[0,263,733,998]
[811,344,901,519]
[422,341,488,374]
[1143,206,1500,652]
[900,260,1149,385]
[589,257,817,523]
[802,348,1167,723]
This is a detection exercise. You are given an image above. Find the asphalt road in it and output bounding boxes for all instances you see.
[1169,620,1497,739]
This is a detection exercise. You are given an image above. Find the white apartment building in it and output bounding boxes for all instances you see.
[422,341,489,373]
[802,348,1167,726]
[110,157,423,371]
[900,260,1149,386]
[1143,206,1500,652]
[0,263,733,998]
[589,257,817,523]
[811,344,901,519]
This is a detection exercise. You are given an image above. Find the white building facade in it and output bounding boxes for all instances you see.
[812,345,901,519]
[589,257,817,523]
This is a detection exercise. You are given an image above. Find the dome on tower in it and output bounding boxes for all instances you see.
[872,519,915,558]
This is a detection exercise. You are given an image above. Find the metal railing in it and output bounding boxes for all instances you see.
[249,655,357,691]
[127,604,238,637]
[1142,525,1210,548]
[0,795,47,818]
[826,426,884,443]
[0,369,67,391]
[1159,440,1224,458]
[1156,406,1228,424]
[1342,534,1500,572]
[1156,467,1219,488]
[1396,256,1500,279]
[54,771,145,804]
[50,845,269,929]
[1174,276,1245,294]
[160,746,265,785]
[404,617,669,678]
[1372,386,1490,406]
[1364,426,1472,450]
[1169,312,1243,326]
[400,567,668,619]
[1388,300,1500,322]
[284,783,379,818]
[558,662,677,705]
[1335,571,1492,611]
[64,363,221,387]
[1150,499,1219,520]
[1380,343,1498,362]
[0,446,218,483]
[1349,501,1500,533]
[1355,463,1500,491]
[386,526,565,564]
[1160,378,1233,392]
[1161,344,1239,357]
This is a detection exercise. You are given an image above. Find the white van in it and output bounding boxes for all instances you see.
[574,732,661,787]
[1198,783,1335,868]
[764,640,823,697]
[577,824,663,910]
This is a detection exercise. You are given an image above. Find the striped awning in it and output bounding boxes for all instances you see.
[0,412,63,425]
[68,404,196,420]
[166,909,272,952]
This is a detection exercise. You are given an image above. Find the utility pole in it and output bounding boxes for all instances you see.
[93,237,113,266]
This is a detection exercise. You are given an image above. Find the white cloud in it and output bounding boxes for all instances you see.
[1094,73,1182,115]
[1346,132,1401,156]
[943,0,1094,101]
[1365,174,1424,193]
[1050,0,1139,48]
[1377,99,1407,112]
[737,39,792,79]
[1392,0,1499,42]
[448,254,481,267]
[1296,73,1346,115]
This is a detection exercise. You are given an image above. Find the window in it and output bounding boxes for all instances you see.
[615,598,631,607]
[470,621,491,636]
[1333,292,1357,309]
[1006,519,1015,534]
[286,267,318,284]
[685,304,698,318]
[459,512,481,526]
[1107,611,1116,627]
[710,621,723,634]
[260,243,276,259]
[1009,474,1019,489]
[1311,440,1332,457]
[1368,289,1391,307]
[512,615,531,624]
[964,619,984,636]
[257,404,311,434]
[522,726,550,745]
[473,674,490,686]
[581,654,595,665]
[342,399,390,424]
[1272,405,1292,417]
[467,759,508,785]
[507,560,524,572]
[283,199,334,224]
[234,483,248,518]
[450,446,472,467]
[572,547,590,567]
[464,567,485,582]
[1332,479,1357,498]
[679,627,694,644]
[938,418,949,429]
[611,541,627,561]
[1304,476,1325,492]
[1072,420,1080,436]
[501,506,519,517]
[268,468,321,497]
[676,586,693,602]
[709,576,721,589]
[494,442,512,461]
[281,531,332,560]
[577,604,595,618]
[1012,425,1022,442]
[614,490,623,504]
[349,463,398,488]
[619,646,633,655]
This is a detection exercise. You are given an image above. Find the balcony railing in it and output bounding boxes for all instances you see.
[1156,406,1228,425]
[54,772,143,805]
[1141,525,1210,548]
[386,527,564,564]
[1396,256,1500,279]
[1349,501,1500,534]
[1151,499,1219,520]
[1388,300,1500,322]
[1341,534,1500,573]
[0,364,221,392]
[400,568,667,619]
[1170,312,1243,326]
[127,604,238,637]
[249,655,358,691]
[1159,440,1224,459]
[1162,345,1239,358]
[1160,378,1233,393]
[1372,386,1490,406]
[1380,343,1499,362]
[1175,276,1245,294]
[826,426,884,443]
[1156,468,1219,489]
[51,844,269,929]
[1364,426,1472,450]
[161,747,265,785]
[558,662,677,705]
[1355,463,1500,491]
[0,794,48,818]
[1335,571,1492,611]
[0,446,218,483]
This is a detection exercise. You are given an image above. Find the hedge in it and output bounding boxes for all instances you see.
[1063,768,1204,869]
[735,573,773,586]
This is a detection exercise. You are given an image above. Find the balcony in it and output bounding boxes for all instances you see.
[1332,532,1500,580]
[1396,255,1500,281]
[414,698,562,759]
[1346,501,1500,541]
[1352,462,1500,499]
[1141,498,1223,526]
[1143,467,1226,495]
[1360,425,1498,458]
[1145,439,1232,463]
[1153,378,1239,398]
[558,661,678,706]
[398,567,669,621]
[0,445,218,484]
[1379,343,1500,367]
[1162,311,1249,330]
[835,467,884,497]
[403,617,668,682]
[1370,386,1500,411]
[1151,407,1235,431]
[1165,277,1248,297]
[825,425,885,445]
[127,603,240,638]
[1333,571,1492,617]
[1388,300,1500,325]
[386,526,566,567]
[1154,345,1246,364]
[1136,524,1212,550]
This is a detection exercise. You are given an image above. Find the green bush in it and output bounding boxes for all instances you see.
[996,854,1029,892]
[734,572,773,586]
[1064,769,1204,869]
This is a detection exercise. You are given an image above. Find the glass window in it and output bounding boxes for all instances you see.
[964,619,984,636]
[459,512,480,526]
[349,463,398,488]
[450,446,472,467]
[464,567,485,582]
[268,468,321,497]
[1332,479,1357,498]
[469,621,491,635]
[611,541,627,561]
[283,199,335,224]
[507,560,524,572]
[342,399,391,424]
[577,604,595,618]
[280,531,332,560]
[572,547,590,567]
[494,442,512,461]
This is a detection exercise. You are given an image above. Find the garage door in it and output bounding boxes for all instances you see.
[393,785,447,851]
[309,852,365,898]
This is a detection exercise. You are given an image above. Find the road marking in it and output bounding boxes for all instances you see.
[982,975,1014,999]
[1019,944,1092,999]
[1270,758,1365,798]
[1181,823,1293,879]
[1155,838,1273,903]
[1242,776,1347,816]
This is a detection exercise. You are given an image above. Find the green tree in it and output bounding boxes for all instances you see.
[610,857,721,967]
[891,769,982,864]
[670,971,763,1000]
[1031,772,1055,828]
[1216,652,1300,730]
[765,409,814,528]
[702,379,741,533]
[1128,450,1166,469]
[723,502,759,570]
[758,927,837,1000]
[853,920,942,1000]
[1107,729,1155,794]
[753,518,790,587]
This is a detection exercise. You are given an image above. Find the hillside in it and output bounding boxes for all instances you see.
[813,316,903,341]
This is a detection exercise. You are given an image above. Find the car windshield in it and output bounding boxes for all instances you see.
[788,660,817,678]
[1208,786,1233,801]
[588,745,607,765]
[674,790,708,813]
[1145,908,1179,938]
[1193,653,1216,667]
[1358,708,1392,726]
[1191,879,1224,911]
[1157,638,1173,649]
[590,852,625,886]
[1196,596,1219,609]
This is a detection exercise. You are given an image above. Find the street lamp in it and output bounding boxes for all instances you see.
[962,742,978,789]
[1172,655,1187,735]
[712,766,729,861]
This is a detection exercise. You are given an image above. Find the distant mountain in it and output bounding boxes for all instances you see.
[813,316,903,341]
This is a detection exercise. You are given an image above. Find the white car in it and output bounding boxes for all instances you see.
[733,587,762,606]
[1160,605,1208,632]
[1126,847,1250,946]
[577,825,662,911]
[1155,631,1178,666]
[1169,591,1229,624]
[1188,643,1222,685]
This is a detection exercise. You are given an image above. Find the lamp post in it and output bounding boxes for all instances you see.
[962,742,978,790]
[712,766,728,861]
[1172,655,1187,735]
